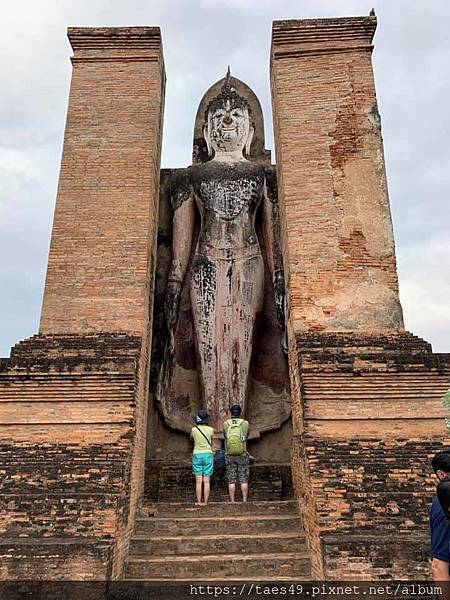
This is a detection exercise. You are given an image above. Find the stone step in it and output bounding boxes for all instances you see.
[147,464,294,502]
[129,531,305,556]
[140,500,298,518]
[304,390,447,396]
[134,514,302,536]
[0,374,134,380]
[0,381,133,386]
[303,370,445,375]
[303,380,449,385]
[303,378,449,384]
[303,382,448,386]
[0,388,132,394]
[302,380,449,386]
[305,392,447,397]
[153,489,286,503]
[304,396,447,403]
[121,578,311,586]
[0,383,133,388]
[0,393,132,398]
[302,371,447,384]
[0,395,133,401]
[125,551,311,579]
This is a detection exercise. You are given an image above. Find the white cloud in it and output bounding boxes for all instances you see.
[398,240,450,352]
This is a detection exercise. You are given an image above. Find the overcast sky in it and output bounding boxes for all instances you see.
[1,0,449,356]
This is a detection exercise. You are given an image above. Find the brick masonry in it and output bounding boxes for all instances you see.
[271,16,450,579]
[296,332,450,578]
[1,16,449,583]
[0,334,142,579]
[0,27,165,580]
[40,27,165,336]
[271,16,404,334]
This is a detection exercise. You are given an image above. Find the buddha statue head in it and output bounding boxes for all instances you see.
[203,68,254,159]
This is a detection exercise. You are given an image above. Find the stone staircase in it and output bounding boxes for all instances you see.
[124,499,311,581]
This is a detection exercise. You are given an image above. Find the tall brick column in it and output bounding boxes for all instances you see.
[0,28,165,580]
[270,16,450,580]
[271,16,404,334]
[40,27,165,336]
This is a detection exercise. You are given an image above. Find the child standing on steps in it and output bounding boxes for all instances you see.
[223,404,250,503]
[190,410,214,505]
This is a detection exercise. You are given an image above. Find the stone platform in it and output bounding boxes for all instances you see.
[293,331,450,578]
[1,331,449,581]
[145,461,294,502]
[123,463,307,581]
[0,333,146,580]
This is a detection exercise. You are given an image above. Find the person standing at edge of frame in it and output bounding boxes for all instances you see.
[190,410,214,505]
[223,404,250,503]
[430,449,450,598]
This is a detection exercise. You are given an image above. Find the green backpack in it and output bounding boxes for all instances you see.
[226,419,245,456]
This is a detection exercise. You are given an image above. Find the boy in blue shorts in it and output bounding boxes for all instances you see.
[190,410,214,505]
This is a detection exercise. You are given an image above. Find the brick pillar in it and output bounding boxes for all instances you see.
[271,16,404,334]
[40,27,165,336]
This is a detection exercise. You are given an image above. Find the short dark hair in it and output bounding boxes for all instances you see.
[230,404,241,416]
[432,449,450,474]
[437,479,450,519]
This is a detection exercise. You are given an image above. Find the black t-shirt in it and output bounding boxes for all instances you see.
[430,495,450,563]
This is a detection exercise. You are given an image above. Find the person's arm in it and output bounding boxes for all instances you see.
[190,428,195,442]
[223,421,228,451]
[430,494,450,597]
[432,558,450,600]
[432,558,450,582]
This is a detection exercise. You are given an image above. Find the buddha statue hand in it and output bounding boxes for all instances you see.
[164,279,182,354]
[274,269,287,353]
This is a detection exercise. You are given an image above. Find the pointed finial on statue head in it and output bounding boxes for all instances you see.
[221,66,233,96]
[370,8,376,16]
[205,65,251,120]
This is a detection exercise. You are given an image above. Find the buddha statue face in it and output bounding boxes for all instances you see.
[204,97,254,159]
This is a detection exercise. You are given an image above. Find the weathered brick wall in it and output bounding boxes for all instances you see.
[111,329,152,578]
[269,16,440,579]
[271,16,403,333]
[40,27,165,336]
[307,438,448,578]
[0,334,143,579]
[296,333,450,579]
[0,27,166,580]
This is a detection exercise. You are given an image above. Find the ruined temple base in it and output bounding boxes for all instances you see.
[0,333,148,580]
[0,332,449,580]
[294,331,450,578]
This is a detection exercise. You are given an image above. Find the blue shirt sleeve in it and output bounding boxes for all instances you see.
[431,496,450,562]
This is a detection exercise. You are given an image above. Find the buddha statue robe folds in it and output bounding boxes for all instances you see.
[162,71,287,432]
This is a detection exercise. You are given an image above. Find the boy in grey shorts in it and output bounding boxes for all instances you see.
[223,404,250,503]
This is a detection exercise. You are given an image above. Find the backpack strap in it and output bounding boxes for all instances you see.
[195,425,212,447]
[228,418,245,438]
